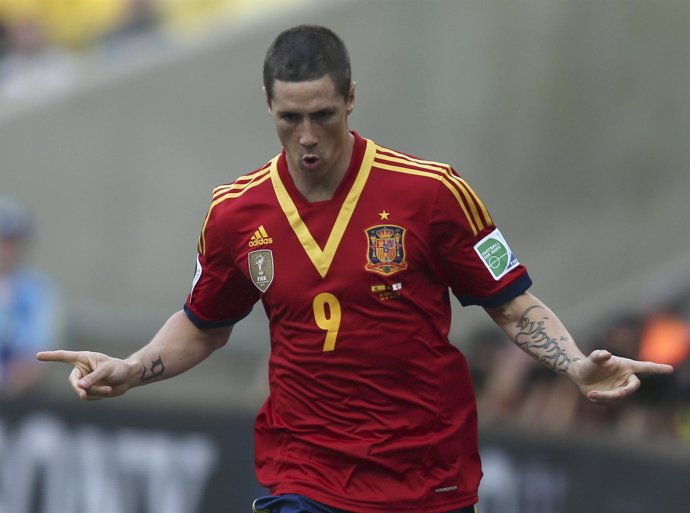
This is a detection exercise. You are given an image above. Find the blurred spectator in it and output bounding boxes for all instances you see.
[0,0,302,103]
[639,309,690,368]
[0,19,8,57]
[469,289,690,442]
[633,306,690,438]
[0,198,59,397]
[0,15,76,101]
[100,0,161,50]
[471,333,534,426]
[0,0,153,101]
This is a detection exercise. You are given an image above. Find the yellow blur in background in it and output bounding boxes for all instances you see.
[0,0,307,50]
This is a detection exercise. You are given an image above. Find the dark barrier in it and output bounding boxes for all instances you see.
[0,395,262,513]
[1,396,689,513]
[478,427,690,513]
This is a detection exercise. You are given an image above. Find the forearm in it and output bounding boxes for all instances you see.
[485,292,585,375]
[124,310,231,388]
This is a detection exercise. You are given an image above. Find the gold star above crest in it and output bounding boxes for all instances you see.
[379,210,390,220]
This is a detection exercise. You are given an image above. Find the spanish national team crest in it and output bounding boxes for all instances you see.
[365,225,408,276]
[248,250,274,292]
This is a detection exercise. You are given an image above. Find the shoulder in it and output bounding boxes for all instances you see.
[369,140,458,189]
[209,159,276,212]
[368,140,474,200]
[197,158,276,254]
[368,139,493,234]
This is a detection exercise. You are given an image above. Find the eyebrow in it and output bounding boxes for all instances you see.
[276,107,336,118]
[276,107,336,116]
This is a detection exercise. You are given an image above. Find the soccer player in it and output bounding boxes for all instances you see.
[36,25,674,513]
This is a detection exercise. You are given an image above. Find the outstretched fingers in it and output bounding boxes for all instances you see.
[588,373,641,403]
[631,360,674,375]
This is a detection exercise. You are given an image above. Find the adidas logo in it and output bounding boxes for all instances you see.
[248,225,273,247]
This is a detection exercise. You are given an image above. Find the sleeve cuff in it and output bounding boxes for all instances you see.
[183,304,253,329]
[456,272,532,308]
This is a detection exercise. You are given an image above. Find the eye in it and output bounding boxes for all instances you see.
[279,113,301,123]
[312,110,334,122]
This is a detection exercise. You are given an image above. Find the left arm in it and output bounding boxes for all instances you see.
[484,292,674,403]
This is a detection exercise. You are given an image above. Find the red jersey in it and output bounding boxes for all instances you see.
[185,132,531,512]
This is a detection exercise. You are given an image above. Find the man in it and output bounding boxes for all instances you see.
[37,25,673,513]
[0,197,58,396]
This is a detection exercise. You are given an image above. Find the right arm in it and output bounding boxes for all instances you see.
[36,310,232,400]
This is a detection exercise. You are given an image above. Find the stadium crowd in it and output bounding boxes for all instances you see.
[0,0,159,100]
[0,0,302,102]
[468,285,690,442]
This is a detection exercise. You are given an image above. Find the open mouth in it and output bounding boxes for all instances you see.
[302,155,320,169]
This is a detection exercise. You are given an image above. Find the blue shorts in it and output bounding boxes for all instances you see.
[252,494,477,513]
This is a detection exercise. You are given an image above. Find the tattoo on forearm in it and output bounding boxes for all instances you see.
[140,356,166,382]
[515,305,580,374]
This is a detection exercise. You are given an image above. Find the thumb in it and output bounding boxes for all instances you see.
[589,349,612,365]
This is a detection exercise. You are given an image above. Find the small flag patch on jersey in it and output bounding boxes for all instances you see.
[249,225,273,247]
[474,228,519,280]
[370,282,402,293]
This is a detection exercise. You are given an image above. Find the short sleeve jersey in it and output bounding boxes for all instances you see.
[185,132,532,513]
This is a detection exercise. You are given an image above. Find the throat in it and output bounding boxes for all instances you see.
[300,183,339,203]
[289,162,348,203]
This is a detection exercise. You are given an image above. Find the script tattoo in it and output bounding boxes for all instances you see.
[515,305,578,374]
[140,356,166,382]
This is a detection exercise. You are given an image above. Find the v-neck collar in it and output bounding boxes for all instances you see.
[270,132,374,278]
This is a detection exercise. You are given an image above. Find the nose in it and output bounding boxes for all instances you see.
[299,120,318,148]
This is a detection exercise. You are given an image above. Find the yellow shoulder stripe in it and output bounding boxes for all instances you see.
[374,145,492,235]
[211,167,271,200]
[198,166,273,254]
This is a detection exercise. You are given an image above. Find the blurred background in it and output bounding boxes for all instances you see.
[0,0,688,512]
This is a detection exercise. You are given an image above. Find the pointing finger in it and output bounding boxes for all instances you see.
[36,350,83,364]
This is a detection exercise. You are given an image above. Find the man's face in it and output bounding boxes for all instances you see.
[267,75,354,179]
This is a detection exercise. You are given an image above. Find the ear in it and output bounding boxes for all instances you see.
[346,82,356,115]
[263,86,273,115]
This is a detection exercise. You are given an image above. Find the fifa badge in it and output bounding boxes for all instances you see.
[248,250,274,292]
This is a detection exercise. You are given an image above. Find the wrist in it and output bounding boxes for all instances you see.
[123,356,145,388]
[566,352,591,387]
[126,353,167,385]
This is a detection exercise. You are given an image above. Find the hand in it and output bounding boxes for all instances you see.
[570,349,674,404]
[36,350,135,400]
